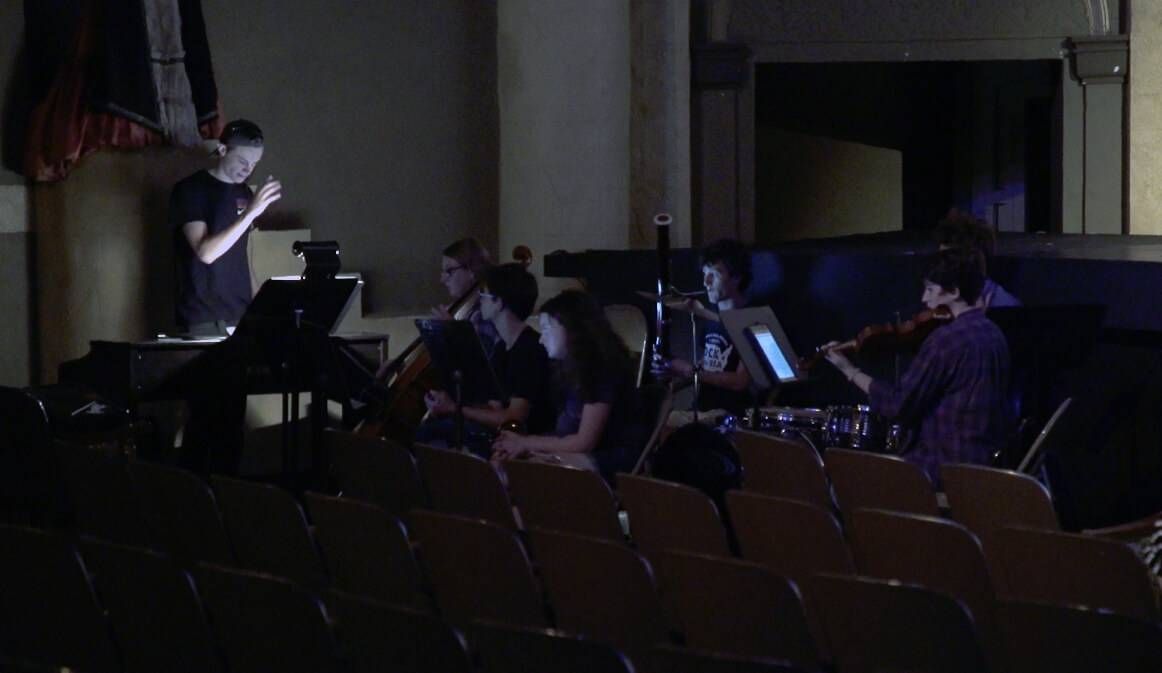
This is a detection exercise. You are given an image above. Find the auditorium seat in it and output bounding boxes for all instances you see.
[734,430,832,511]
[809,573,989,673]
[326,430,427,518]
[193,563,340,673]
[940,463,1059,550]
[470,620,635,673]
[995,599,1162,673]
[59,446,154,547]
[651,644,809,673]
[408,510,548,628]
[128,460,234,565]
[80,538,221,673]
[657,550,820,669]
[211,475,327,588]
[725,491,855,663]
[0,525,120,673]
[414,444,519,529]
[846,508,1002,666]
[503,460,624,541]
[529,528,668,659]
[823,448,940,517]
[617,474,732,565]
[328,591,473,673]
[987,526,1162,621]
[305,492,431,611]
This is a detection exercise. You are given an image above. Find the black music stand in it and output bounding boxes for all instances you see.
[232,276,360,486]
[721,306,806,427]
[415,319,504,452]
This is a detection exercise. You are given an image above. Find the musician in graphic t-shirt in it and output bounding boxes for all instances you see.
[652,238,754,414]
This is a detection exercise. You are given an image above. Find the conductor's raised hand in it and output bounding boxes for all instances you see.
[245,176,282,220]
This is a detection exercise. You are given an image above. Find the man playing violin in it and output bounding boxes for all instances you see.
[824,248,1011,483]
[418,262,553,456]
[653,238,754,414]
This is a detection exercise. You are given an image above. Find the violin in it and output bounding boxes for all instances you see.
[800,306,953,370]
[356,245,534,442]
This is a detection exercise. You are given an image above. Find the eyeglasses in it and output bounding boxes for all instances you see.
[440,264,467,278]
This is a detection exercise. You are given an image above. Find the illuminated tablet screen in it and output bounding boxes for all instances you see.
[747,324,798,383]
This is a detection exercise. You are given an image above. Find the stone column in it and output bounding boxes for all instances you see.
[629,0,691,249]
[497,0,631,294]
[691,41,752,245]
[1067,35,1128,234]
[1129,4,1162,235]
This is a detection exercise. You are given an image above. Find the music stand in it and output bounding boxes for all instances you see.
[721,307,806,428]
[415,319,505,451]
[232,276,360,486]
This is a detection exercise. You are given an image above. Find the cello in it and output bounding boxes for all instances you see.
[356,245,533,443]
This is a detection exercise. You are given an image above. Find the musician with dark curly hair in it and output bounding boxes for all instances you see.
[492,289,648,480]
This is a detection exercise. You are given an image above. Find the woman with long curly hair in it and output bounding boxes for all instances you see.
[492,289,647,479]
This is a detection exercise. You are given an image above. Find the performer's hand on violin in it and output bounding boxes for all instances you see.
[821,341,857,378]
[244,175,282,220]
[424,389,456,416]
[431,304,454,320]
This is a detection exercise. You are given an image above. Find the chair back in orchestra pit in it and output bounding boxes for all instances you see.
[193,564,339,673]
[617,474,732,565]
[940,463,1059,551]
[128,461,234,565]
[325,430,426,518]
[327,592,473,673]
[409,510,548,628]
[823,448,940,518]
[79,539,221,673]
[503,460,624,541]
[210,476,327,589]
[414,444,519,530]
[528,528,667,658]
[846,509,1002,665]
[0,526,120,673]
[987,526,1162,621]
[58,447,154,547]
[809,574,988,673]
[470,620,635,673]
[304,493,431,612]
[995,600,1162,673]
[630,382,675,475]
[734,430,832,511]
[650,644,810,673]
[725,492,854,664]
[657,550,820,669]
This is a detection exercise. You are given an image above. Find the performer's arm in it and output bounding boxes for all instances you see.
[425,389,531,428]
[183,178,281,264]
[657,357,751,391]
[492,402,611,457]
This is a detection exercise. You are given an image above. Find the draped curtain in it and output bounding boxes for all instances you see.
[23,0,222,182]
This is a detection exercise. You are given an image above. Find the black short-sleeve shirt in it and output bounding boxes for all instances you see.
[488,326,554,434]
[170,170,254,327]
[697,316,753,413]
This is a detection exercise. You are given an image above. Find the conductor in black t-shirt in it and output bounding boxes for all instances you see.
[171,119,282,335]
[419,262,553,456]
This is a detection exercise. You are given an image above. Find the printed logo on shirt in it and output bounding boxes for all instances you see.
[703,333,733,373]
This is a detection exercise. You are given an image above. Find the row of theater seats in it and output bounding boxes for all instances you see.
[1,429,1160,672]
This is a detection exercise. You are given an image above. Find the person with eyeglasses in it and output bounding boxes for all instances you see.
[418,263,552,456]
[435,237,501,355]
[170,119,282,336]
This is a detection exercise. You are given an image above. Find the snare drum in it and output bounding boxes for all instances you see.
[739,406,827,447]
[823,404,889,451]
